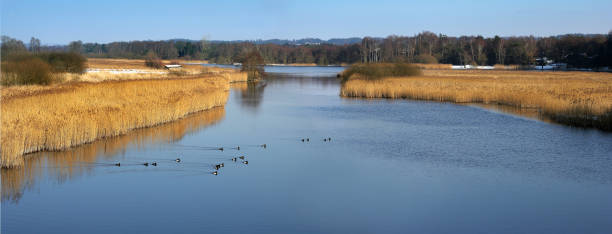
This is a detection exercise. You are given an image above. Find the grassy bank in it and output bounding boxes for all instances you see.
[339,63,421,82]
[341,69,612,131]
[1,76,230,168]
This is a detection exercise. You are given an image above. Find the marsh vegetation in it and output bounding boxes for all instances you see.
[339,63,421,82]
[341,69,612,131]
[1,77,230,168]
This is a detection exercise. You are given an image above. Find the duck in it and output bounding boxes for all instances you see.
[239,156,245,160]
[143,162,149,166]
[212,171,218,175]
[323,138,327,142]
[232,157,237,162]
[218,147,224,151]
[214,164,221,170]
[243,161,249,165]
[220,163,225,167]
[262,144,267,148]
[306,138,310,142]
[301,139,305,142]
[175,158,181,163]
[328,137,331,141]
[236,146,240,150]
[152,162,158,166]
[114,163,121,167]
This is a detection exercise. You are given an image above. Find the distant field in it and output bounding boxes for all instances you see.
[87,58,208,69]
[341,69,612,130]
[34,58,242,83]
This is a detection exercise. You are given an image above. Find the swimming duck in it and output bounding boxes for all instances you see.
[328,137,331,141]
[218,147,224,151]
[175,158,181,162]
[323,138,327,142]
[215,164,221,170]
[243,161,249,165]
[301,139,305,142]
[237,146,240,150]
[143,162,149,166]
[262,144,267,148]
[220,163,225,167]
[306,138,310,142]
[114,163,121,167]
[212,171,218,175]
[152,162,157,166]
[239,156,245,160]
[232,157,237,162]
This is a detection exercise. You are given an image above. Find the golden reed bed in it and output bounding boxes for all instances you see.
[2,107,225,202]
[1,76,230,168]
[341,70,612,130]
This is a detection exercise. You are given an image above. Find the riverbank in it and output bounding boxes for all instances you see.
[1,76,230,168]
[0,57,247,168]
[340,69,612,131]
[2,106,226,201]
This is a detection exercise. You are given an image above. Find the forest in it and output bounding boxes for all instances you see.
[3,31,611,68]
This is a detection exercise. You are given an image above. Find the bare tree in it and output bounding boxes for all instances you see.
[29,37,41,53]
[68,40,83,54]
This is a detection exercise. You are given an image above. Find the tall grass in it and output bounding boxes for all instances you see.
[340,70,612,131]
[1,76,230,168]
[2,107,225,202]
[340,63,421,82]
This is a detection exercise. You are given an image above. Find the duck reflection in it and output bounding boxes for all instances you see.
[1,107,226,203]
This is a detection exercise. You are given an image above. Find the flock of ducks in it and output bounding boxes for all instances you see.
[212,155,249,175]
[110,144,267,176]
[302,137,332,142]
[109,139,329,176]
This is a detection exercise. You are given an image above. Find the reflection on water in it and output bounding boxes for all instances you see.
[466,103,556,124]
[1,107,225,203]
[203,64,345,77]
[232,82,267,112]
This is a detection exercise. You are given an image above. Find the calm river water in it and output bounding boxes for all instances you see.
[2,66,612,234]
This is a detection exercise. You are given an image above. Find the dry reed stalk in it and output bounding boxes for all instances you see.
[1,76,230,168]
[2,107,225,202]
[340,70,612,130]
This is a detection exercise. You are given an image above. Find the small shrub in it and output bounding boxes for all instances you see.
[37,52,87,73]
[414,54,438,64]
[1,56,53,86]
[145,52,164,69]
[340,63,421,82]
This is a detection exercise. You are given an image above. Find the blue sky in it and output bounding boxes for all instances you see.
[1,0,611,44]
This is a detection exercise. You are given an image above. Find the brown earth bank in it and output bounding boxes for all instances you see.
[340,69,612,131]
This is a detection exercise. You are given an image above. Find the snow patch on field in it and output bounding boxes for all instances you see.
[86,68,167,74]
[451,65,494,70]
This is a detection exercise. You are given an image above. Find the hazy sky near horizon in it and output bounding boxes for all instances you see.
[1,0,611,44]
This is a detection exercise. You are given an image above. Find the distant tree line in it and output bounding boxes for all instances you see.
[3,32,611,68]
[360,32,612,69]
